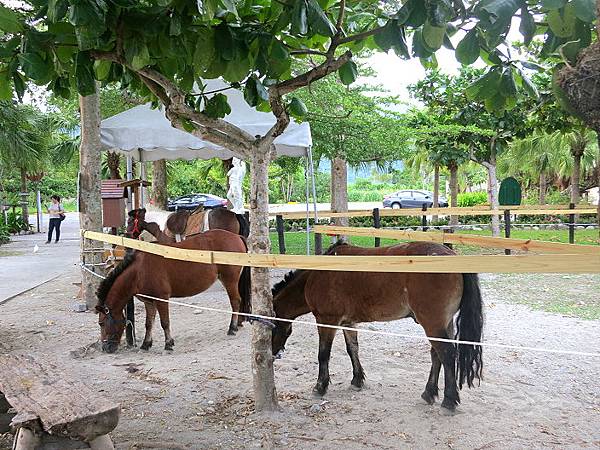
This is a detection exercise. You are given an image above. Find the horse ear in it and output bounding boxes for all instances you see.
[128,210,136,218]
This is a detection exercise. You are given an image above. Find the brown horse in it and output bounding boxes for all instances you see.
[96,229,251,353]
[271,240,484,413]
[126,208,249,243]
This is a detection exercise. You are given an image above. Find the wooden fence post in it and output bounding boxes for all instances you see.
[373,208,381,247]
[504,209,511,255]
[569,202,575,244]
[276,214,285,254]
[421,204,428,231]
[314,230,322,255]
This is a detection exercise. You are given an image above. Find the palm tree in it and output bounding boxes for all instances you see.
[0,102,51,229]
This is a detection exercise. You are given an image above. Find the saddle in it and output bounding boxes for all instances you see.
[165,206,209,241]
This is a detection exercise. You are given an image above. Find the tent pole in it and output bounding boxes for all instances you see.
[139,150,146,207]
[304,155,311,255]
[126,156,133,211]
[307,147,321,254]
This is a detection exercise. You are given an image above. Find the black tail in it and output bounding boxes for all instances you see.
[455,273,484,389]
[238,236,252,320]
[235,213,250,238]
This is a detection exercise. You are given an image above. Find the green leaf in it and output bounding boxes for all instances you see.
[94,60,111,80]
[0,5,23,33]
[374,20,409,58]
[516,69,538,98]
[405,0,427,27]
[268,39,290,78]
[124,35,150,70]
[216,25,235,61]
[288,97,307,118]
[500,68,517,96]
[484,92,506,114]
[306,0,336,37]
[412,29,433,58]
[291,0,308,35]
[193,29,215,72]
[68,0,107,26]
[520,60,544,71]
[48,0,69,23]
[465,67,502,100]
[338,60,358,85]
[422,21,445,50]
[455,28,480,65]
[572,0,596,22]
[519,7,536,45]
[75,51,96,96]
[244,76,268,106]
[547,5,576,38]
[219,0,239,19]
[203,93,231,118]
[18,53,52,82]
[169,14,182,36]
[426,0,453,26]
[12,72,25,101]
[480,0,521,19]
[541,0,567,9]
[394,0,414,24]
[0,70,12,100]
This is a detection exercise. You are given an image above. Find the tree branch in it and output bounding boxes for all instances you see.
[335,26,385,45]
[336,0,346,32]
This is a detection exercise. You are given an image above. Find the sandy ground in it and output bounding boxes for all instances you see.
[0,268,599,450]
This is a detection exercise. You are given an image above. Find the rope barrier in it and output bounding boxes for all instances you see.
[80,264,600,359]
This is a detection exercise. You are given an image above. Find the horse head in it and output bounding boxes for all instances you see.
[271,319,293,359]
[126,208,146,239]
[95,304,126,353]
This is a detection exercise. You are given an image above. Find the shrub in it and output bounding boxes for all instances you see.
[457,192,488,207]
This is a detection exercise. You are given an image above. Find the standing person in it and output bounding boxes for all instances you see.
[46,195,65,244]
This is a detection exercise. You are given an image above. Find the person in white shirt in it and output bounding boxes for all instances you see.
[46,195,64,244]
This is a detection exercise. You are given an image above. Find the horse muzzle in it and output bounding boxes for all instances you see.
[102,340,118,353]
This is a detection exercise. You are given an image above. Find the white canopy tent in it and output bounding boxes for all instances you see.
[99,79,320,252]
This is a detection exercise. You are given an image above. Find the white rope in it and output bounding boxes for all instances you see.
[80,263,600,359]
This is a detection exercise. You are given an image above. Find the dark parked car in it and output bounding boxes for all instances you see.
[167,193,228,211]
[383,190,448,209]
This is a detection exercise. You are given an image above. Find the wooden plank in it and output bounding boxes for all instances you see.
[313,226,600,255]
[276,206,597,219]
[83,230,600,273]
[0,354,119,441]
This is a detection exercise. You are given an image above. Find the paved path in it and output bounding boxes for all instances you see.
[0,213,80,304]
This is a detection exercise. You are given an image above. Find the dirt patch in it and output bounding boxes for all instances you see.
[0,268,598,449]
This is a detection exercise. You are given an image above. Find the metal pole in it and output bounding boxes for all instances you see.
[421,204,428,231]
[304,155,311,255]
[36,190,42,233]
[126,155,133,211]
[139,152,146,208]
[276,214,286,254]
[568,202,575,244]
[307,147,322,255]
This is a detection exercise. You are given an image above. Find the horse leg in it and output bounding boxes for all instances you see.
[222,274,242,336]
[343,329,365,390]
[140,301,157,351]
[421,347,442,405]
[430,331,460,412]
[314,325,337,396]
[156,301,174,351]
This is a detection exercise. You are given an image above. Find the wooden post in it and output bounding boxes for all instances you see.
[276,215,285,254]
[504,209,511,255]
[421,204,428,232]
[373,208,381,247]
[569,202,575,244]
[443,227,454,250]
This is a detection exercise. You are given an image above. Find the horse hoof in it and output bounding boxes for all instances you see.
[140,341,152,351]
[313,383,328,396]
[164,339,174,351]
[227,329,237,336]
[350,383,363,392]
[421,391,435,405]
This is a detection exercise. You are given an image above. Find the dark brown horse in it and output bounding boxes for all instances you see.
[96,229,251,353]
[125,207,249,243]
[271,241,484,413]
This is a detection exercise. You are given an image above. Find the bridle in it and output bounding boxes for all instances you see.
[131,210,141,238]
[99,305,127,345]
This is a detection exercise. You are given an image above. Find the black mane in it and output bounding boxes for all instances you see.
[96,250,136,307]
[271,270,302,298]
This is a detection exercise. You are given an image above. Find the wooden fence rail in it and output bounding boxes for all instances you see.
[83,231,600,274]
[312,226,599,255]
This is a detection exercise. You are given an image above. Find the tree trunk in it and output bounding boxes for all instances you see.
[79,90,103,310]
[330,157,349,233]
[152,159,168,210]
[539,172,547,205]
[571,146,583,205]
[432,164,440,222]
[106,151,121,179]
[19,168,29,230]
[597,132,600,241]
[448,162,458,227]
[249,146,279,412]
